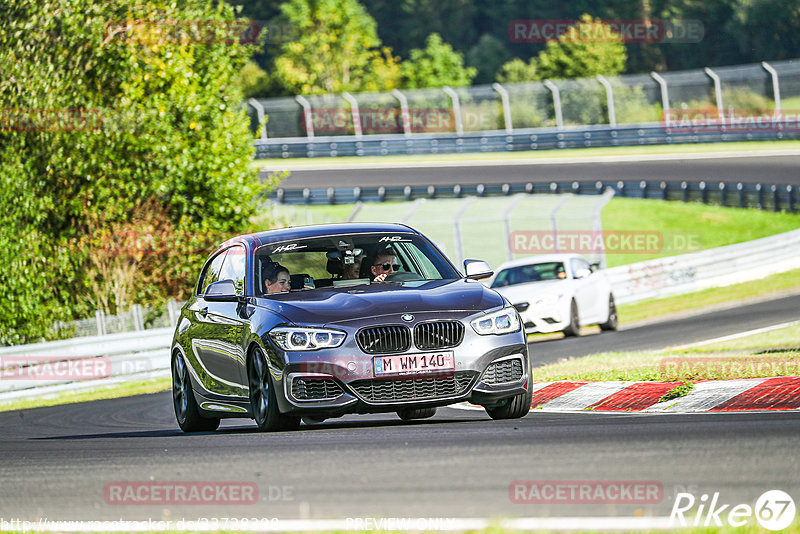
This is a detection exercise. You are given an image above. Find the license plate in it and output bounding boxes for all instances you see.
[373,352,455,376]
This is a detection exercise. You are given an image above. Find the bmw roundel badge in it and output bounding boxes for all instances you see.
[401,314,414,322]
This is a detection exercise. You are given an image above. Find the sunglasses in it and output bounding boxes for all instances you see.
[374,263,400,272]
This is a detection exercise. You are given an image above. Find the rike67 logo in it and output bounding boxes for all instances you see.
[671,490,796,530]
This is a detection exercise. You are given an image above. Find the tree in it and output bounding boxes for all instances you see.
[535,14,627,79]
[399,33,477,89]
[496,58,539,83]
[0,0,266,343]
[465,34,511,85]
[273,0,400,94]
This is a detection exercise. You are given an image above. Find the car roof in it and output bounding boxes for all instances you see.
[218,222,420,250]
[494,253,585,272]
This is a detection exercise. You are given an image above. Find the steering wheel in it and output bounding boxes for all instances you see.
[383,271,424,282]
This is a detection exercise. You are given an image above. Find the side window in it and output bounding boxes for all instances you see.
[219,245,246,296]
[198,250,228,295]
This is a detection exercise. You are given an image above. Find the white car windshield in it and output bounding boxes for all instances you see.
[491,262,566,288]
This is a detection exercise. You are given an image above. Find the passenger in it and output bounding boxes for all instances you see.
[370,247,400,282]
[341,251,364,280]
[263,262,291,294]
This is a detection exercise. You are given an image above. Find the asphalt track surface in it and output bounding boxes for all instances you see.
[1,294,799,522]
[267,153,800,188]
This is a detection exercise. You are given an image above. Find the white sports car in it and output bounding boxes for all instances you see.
[490,254,617,336]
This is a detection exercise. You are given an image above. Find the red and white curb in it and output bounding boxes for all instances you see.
[456,376,800,413]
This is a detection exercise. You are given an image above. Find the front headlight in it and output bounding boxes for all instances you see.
[269,327,346,351]
[470,307,521,335]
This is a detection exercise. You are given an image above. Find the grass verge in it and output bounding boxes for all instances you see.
[534,324,800,382]
[252,139,800,168]
[618,269,800,324]
[0,377,170,413]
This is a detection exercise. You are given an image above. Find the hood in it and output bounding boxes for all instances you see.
[255,279,504,326]
[492,279,572,303]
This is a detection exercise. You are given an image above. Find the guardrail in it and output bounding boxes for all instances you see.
[255,122,800,160]
[2,228,798,402]
[270,179,797,212]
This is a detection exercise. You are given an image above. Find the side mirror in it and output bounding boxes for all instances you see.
[204,279,240,302]
[590,262,601,272]
[574,268,591,279]
[463,259,493,280]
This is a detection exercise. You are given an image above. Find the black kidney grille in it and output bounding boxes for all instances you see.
[350,371,477,403]
[414,321,465,350]
[357,325,411,354]
[291,378,343,401]
[482,358,524,385]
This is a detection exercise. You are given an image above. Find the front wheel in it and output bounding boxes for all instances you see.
[172,352,220,433]
[248,347,300,432]
[562,299,581,337]
[599,295,619,331]
[485,387,533,420]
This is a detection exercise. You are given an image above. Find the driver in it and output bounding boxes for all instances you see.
[370,247,400,282]
[263,262,291,294]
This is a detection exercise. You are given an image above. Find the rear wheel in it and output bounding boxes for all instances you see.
[599,295,619,331]
[562,299,581,337]
[172,352,220,433]
[485,387,533,420]
[397,407,437,420]
[248,347,301,432]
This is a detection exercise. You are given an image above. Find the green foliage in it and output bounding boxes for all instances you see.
[496,58,539,84]
[465,34,510,85]
[235,60,273,99]
[273,0,400,94]
[535,14,627,80]
[659,382,695,402]
[399,33,476,89]
[0,0,266,344]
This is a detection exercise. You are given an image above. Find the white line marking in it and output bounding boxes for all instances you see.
[14,516,675,531]
[539,381,628,411]
[670,320,800,351]
[261,149,800,172]
[644,378,771,412]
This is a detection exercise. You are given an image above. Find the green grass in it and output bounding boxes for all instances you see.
[533,323,800,382]
[252,139,800,168]
[0,376,170,413]
[618,269,800,324]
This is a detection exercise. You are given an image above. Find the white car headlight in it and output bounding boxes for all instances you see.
[470,307,521,335]
[269,327,346,351]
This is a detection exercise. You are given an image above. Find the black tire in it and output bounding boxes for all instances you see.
[562,299,581,337]
[599,295,619,332]
[397,407,437,420]
[248,347,301,432]
[485,387,533,420]
[172,352,220,433]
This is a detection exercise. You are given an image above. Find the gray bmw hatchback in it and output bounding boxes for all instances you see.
[171,222,532,432]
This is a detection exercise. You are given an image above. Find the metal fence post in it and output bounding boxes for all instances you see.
[342,92,363,138]
[543,80,563,130]
[132,304,144,331]
[502,194,525,261]
[549,195,570,252]
[704,67,724,121]
[592,188,615,268]
[295,95,315,139]
[247,98,268,140]
[651,72,670,126]
[453,197,476,266]
[762,61,782,114]
[391,89,412,136]
[95,310,106,336]
[442,86,463,136]
[596,75,616,127]
[167,299,178,326]
[492,82,513,133]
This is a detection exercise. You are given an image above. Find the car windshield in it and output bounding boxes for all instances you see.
[254,232,459,296]
[490,262,566,288]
